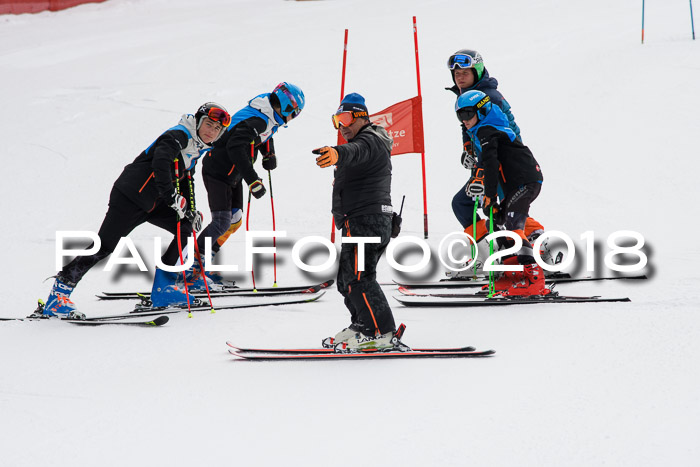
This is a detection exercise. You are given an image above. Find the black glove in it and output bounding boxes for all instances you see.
[262,154,277,171]
[481,196,499,218]
[249,179,266,199]
[391,212,402,238]
[168,190,187,220]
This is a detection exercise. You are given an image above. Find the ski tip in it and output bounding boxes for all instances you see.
[151,315,170,326]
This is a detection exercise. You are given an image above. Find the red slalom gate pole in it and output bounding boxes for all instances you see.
[330,28,349,243]
[413,16,429,239]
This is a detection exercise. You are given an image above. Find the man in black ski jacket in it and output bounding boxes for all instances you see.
[313,93,403,352]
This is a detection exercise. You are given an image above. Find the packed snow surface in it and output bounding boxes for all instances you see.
[1,0,698,465]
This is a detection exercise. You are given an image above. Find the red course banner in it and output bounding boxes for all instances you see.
[0,0,106,15]
[369,96,424,156]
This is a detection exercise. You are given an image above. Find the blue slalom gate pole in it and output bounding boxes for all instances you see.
[642,0,646,44]
[691,0,696,40]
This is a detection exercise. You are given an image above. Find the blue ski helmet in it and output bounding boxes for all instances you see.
[447,49,485,83]
[455,90,492,123]
[271,82,305,119]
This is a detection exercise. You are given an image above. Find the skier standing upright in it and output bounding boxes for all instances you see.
[186,82,305,289]
[313,93,403,351]
[42,103,231,318]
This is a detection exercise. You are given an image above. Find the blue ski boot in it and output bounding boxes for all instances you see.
[151,267,197,307]
[182,257,227,292]
[43,276,85,319]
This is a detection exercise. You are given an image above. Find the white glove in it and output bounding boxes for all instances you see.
[169,191,187,220]
[187,210,204,232]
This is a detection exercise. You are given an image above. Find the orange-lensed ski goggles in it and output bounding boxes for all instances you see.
[332,110,368,129]
[207,107,231,127]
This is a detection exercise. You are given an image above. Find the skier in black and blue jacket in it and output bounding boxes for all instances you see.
[186,82,305,289]
[41,103,232,318]
[456,90,547,296]
[446,49,547,276]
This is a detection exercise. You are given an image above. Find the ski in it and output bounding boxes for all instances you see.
[1,314,170,326]
[67,315,170,326]
[96,280,334,300]
[2,292,325,323]
[229,348,495,360]
[394,293,630,307]
[394,274,647,289]
[226,341,477,355]
[128,291,326,314]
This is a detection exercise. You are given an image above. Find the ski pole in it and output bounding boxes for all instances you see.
[487,205,495,297]
[267,168,278,287]
[472,198,479,279]
[173,158,192,313]
[186,171,215,315]
[246,142,257,292]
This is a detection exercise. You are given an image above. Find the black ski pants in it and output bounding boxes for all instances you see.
[60,187,192,285]
[337,214,396,336]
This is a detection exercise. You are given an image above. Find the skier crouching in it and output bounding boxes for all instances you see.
[41,103,231,318]
[185,82,305,290]
[455,90,548,296]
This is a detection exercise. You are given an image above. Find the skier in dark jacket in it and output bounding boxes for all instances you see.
[186,83,305,289]
[41,103,231,318]
[313,93,402,352]
[456,90,547,296]
[446,49,547,275]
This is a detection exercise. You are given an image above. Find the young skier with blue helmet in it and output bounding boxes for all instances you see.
[186,82,305,289]
[40,102,231,318]
[455,90,547,296]
[446,49,549,275]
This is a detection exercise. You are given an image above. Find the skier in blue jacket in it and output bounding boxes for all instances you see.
[185,82,305,289]
[446,50,547,274]
[456,90,547,296]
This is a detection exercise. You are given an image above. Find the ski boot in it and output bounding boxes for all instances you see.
[502,263,550,296]
[322,322,363,348]
[445,260,486,281]
[43,276,85,319]
[182,256,228,292]
[481,257,522,293]
[151,267,198,308]
[335,324,410,353]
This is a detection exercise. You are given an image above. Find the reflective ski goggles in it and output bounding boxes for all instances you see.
[457,107,478,122]
[447,54,474,70]
[331,110,368,129]
[273,83,302,118]
[206,107,231,127]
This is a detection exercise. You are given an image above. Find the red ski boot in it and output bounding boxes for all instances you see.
[482,257,522,293]
[503,263,550,296]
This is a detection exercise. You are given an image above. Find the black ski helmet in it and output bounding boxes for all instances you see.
[447,49,485,85]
